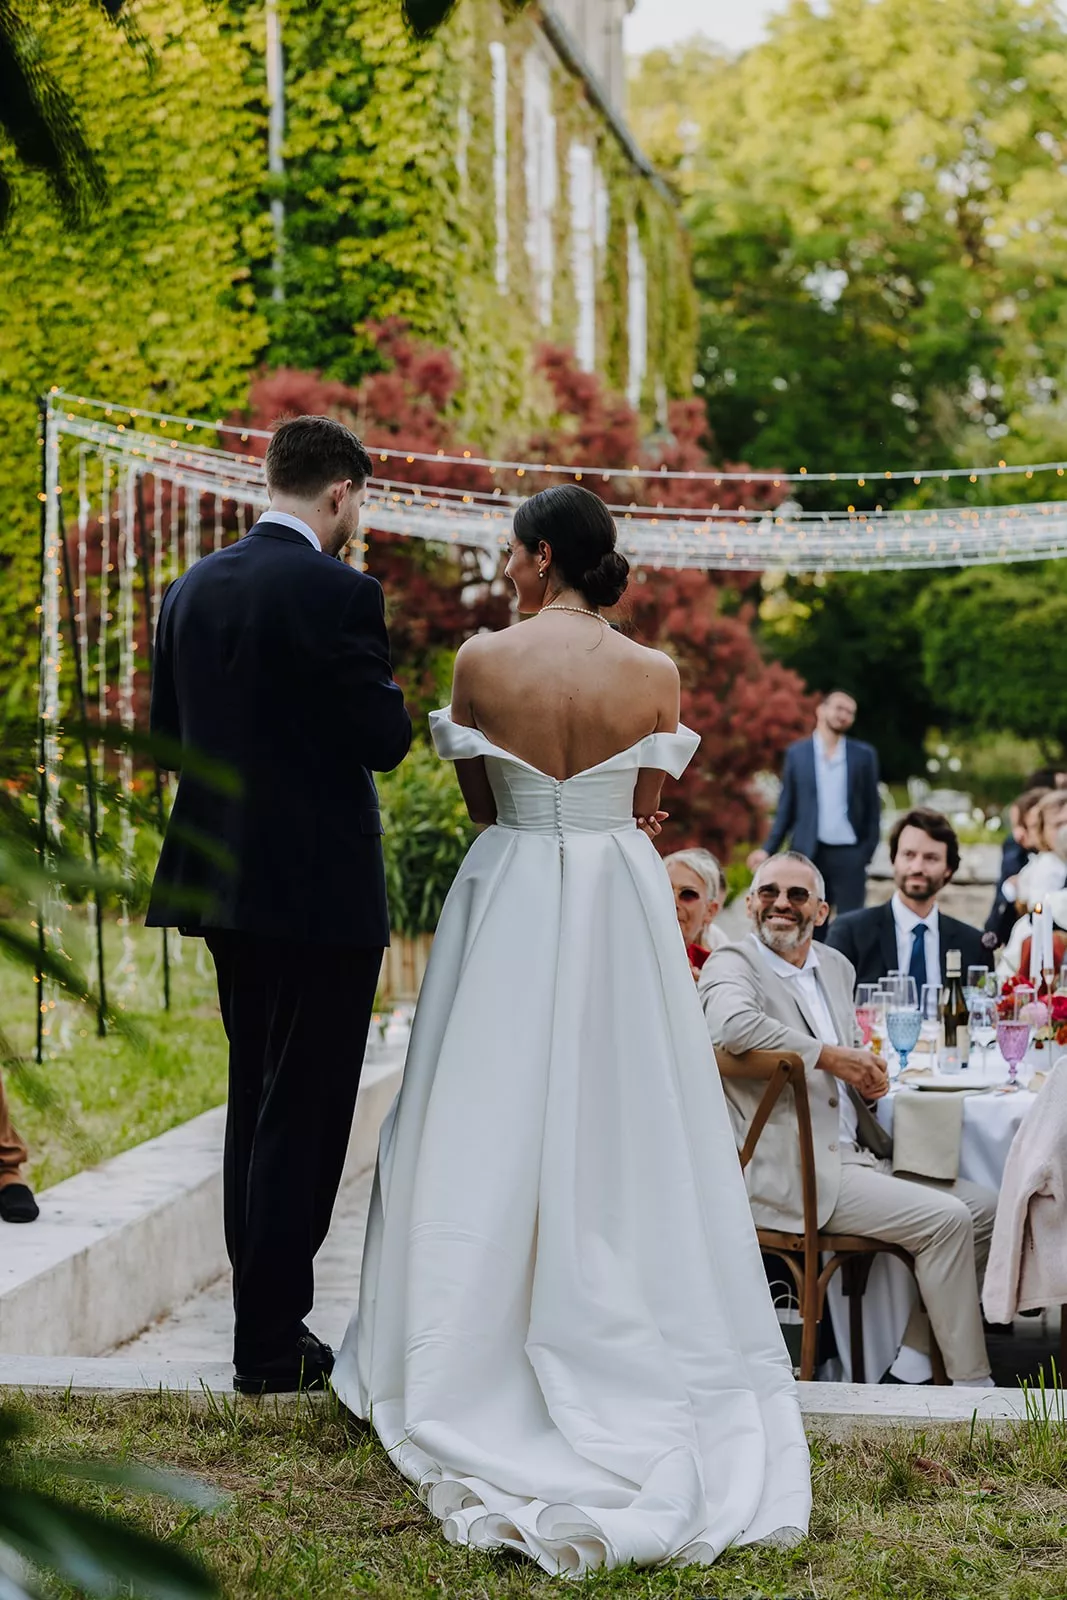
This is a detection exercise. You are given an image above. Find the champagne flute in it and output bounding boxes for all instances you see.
[919,982,940,1055]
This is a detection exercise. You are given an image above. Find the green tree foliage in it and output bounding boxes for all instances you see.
[0,0,133,228]
[0,1402,219,1600]
[916,563,1067,753]
[378,742,477,935]
[401,0,530,38]
[631,0,1067,476]
[629,0,1067,771]
[761,571,937,778]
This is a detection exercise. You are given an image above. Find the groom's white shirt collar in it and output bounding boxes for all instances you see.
[263,508,321,552]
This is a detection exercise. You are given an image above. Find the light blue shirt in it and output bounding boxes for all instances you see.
[813,734,857,846]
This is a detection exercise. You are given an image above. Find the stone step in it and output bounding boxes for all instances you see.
[0,1050,403,1359]
[0,1357,1054,1436]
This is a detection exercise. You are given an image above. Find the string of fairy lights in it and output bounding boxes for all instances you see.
[46,391,1067,574]
[31,387,1067,1054]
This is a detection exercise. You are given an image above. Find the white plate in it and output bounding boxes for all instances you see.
[907,1076,996,1092]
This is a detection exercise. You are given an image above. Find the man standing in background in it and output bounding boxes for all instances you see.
[749,690,881,937]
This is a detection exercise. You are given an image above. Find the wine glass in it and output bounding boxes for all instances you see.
[996,1019,1030,1086]
[1014,983,1035,1017]
[855,982,879,1044]
[887,1006,922,1074]
[966,965,989,1009]
[968,996,998,1073]
[881,971,905,1007]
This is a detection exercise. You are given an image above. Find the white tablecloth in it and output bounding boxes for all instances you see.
[824,1062,1037,1382]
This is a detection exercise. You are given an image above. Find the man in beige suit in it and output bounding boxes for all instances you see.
[699,850,995,1387]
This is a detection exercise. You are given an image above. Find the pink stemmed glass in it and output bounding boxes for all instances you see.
[855,1005,875,1045]
[996,1020,1030,1086]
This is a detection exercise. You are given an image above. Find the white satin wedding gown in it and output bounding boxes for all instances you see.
[332,708,811,1575]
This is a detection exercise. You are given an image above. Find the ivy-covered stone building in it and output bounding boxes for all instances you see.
[0,1,695,709]
[267,0,696,430]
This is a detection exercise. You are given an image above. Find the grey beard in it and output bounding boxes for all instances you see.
[755,917,813,956]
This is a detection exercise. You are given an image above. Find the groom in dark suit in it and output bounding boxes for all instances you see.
[749,690,880,937]
[147,415,411,1392]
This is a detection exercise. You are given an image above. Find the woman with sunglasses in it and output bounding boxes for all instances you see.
[665,848,728,977]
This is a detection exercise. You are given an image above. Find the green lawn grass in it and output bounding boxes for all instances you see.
[1,917,226,1190]
[9,1390,1067,1599]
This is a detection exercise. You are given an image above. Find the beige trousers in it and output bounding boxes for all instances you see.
[0,1066,29,1191]
[826,1147,996,1383]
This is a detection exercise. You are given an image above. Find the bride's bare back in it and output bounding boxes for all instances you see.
[453,615,678,780]
[448,484,681,825]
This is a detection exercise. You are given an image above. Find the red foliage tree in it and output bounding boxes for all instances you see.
[242,324,510,724]
[241,327,814,853]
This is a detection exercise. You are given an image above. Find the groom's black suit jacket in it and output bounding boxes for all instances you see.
[146,520,412,945]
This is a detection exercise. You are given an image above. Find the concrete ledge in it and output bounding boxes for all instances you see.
[0,1362,1058,1437]
[796,1380,1055,1437]
[0,1050,403,1359]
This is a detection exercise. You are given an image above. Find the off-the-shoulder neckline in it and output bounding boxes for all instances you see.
[429,707,697,783]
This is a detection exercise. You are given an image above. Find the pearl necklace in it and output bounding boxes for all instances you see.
[539,602,605,622]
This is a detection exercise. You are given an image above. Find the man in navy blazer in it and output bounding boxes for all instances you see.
[750,690,880,936]
[828,808,989,987]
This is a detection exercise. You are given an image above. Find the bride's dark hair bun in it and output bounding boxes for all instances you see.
[581,549,630,608]
[512,484,630,609]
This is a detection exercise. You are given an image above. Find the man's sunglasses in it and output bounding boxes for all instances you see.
[756,885,817,906]
[676,887,703,903]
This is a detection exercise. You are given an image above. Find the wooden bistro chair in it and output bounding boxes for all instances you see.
[716,1047,948,1385]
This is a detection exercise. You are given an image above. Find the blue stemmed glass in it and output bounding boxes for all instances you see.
[887,1008,922,1074]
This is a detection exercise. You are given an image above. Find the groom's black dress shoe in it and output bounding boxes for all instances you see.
[233,1332,335,1395]
[0,1184,39,1223]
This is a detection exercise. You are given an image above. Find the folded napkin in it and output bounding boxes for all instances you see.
[891,1089,964,1182]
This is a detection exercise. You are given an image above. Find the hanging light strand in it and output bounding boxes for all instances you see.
[47,387,1067,489]
[44,398,1067,575]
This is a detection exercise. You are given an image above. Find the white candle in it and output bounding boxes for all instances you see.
[1032,901,1054,979]
[1030,904,1044,981]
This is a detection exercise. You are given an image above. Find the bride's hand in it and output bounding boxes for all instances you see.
[636,810,668,839]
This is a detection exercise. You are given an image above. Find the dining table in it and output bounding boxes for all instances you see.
[822,1047,1053,1383]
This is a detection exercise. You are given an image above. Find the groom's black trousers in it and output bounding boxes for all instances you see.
[205,931,383,1368]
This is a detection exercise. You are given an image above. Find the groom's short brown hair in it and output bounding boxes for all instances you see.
[265,415,373,498]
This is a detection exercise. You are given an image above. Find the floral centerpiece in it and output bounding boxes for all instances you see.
[996,973,1067,1046]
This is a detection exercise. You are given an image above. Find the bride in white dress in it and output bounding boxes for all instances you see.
[331,485,811,1574]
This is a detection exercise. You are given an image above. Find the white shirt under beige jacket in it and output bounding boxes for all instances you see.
[697,936,862,1231]
[982,1061,1067,1323]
